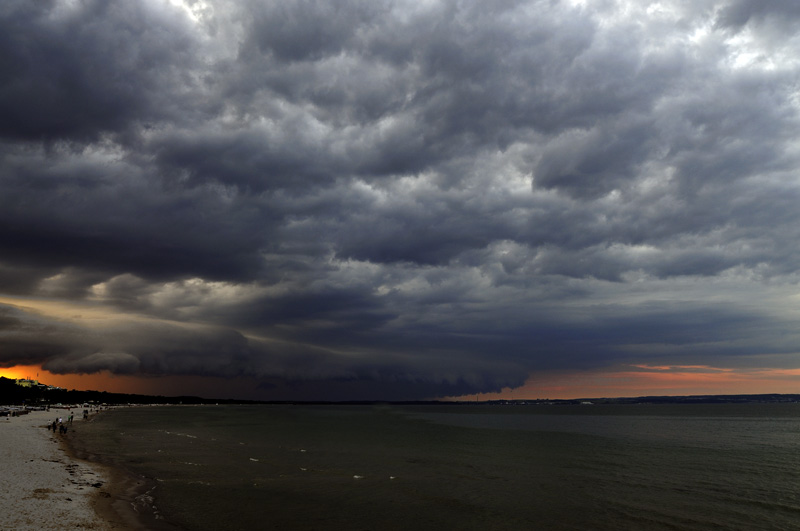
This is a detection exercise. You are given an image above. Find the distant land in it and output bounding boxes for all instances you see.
[2,376,800,407]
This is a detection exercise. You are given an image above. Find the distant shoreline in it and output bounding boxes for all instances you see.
[5,373,800,408]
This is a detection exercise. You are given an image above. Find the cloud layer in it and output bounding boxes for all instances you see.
[1,0,800,399]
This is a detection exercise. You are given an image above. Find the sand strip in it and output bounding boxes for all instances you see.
[0,409,119,530]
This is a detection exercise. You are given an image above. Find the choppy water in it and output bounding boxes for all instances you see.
[73,403,800,530]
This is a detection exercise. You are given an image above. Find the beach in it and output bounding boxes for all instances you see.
[10,403,800,530]
[0,409,119,530]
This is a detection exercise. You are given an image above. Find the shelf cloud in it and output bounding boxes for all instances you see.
[1,0,800,399]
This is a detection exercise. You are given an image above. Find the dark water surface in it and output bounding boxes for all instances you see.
[73,403,800,530]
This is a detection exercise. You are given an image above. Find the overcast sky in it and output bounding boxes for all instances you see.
[1,0,800,400]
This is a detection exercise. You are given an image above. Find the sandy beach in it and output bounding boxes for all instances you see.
[0,409,117,530]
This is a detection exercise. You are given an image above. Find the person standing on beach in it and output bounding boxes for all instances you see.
[68,414,73,425]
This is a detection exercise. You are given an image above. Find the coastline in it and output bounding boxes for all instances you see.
[62,407,183,531]
[0,408,115,530]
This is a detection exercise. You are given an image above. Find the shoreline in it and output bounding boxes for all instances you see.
[0,409,115,530]
[62,408,183,531]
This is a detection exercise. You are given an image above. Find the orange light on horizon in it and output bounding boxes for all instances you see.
[448,364,800,401]
[7,362,800,402]
[0,365,33,381]
[0,363,265,400]
[0,364,104,390]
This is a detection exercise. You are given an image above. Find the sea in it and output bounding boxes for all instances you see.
[69,403,800,530]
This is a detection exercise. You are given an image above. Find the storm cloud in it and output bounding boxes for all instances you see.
[1,0,800,400]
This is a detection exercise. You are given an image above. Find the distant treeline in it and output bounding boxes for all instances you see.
[579,394,800,405]
[0,377,259,406]
[475,394,800,405]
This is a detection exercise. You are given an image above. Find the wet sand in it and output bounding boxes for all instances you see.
[64,409,178,531]
[0,408,144,530]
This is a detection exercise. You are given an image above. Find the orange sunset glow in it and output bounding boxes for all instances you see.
[0,364,268,400]
[457,365,800,401]
[0,364,124,391]
[8,362,800,402]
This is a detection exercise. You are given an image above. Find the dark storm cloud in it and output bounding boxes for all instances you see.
[0,0,201,142]
[0,143,271,283]
[1,0,800,399]
[0,305,82,367]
